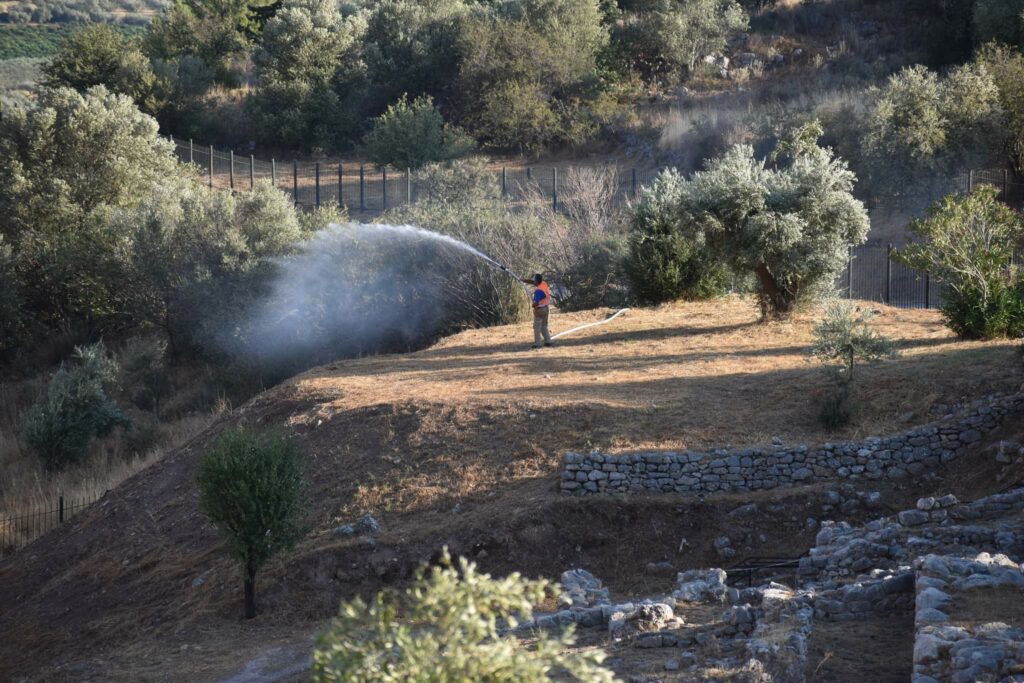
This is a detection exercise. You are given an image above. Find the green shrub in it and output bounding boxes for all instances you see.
[862,63,1004,197]
[810,300,897,429]
[361,94,475,169]
[119,337,172,412]
[196,428,305,619]
[248,0,366,151]
[559,236,630,311]
[0,235,23,357]
[976,44,1024,174]
[312,549,614,682]
[613,0,748,81]
[973,0,1024,48]
[22,341,128,471]
[624,169,727,304]
[897,186,1024,339]
[43,24,160,114]
[414,158,498,204]
[456,0,610,151]
[298,201,349,235]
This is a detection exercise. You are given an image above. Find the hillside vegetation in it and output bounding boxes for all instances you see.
[0,298,1021,680]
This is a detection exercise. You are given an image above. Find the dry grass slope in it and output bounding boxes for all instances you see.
[0,297,1020,681]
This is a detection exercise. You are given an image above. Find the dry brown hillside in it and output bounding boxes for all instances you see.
[1,298,1021,681]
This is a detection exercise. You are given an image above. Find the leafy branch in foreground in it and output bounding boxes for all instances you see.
[313,549,614,682]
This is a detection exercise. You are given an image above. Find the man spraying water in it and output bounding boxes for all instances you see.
[522,273,553,349]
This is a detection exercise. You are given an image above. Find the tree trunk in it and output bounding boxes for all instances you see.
[244,569,256,619]
[754,263,793,318]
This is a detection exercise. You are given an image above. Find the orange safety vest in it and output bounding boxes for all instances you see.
[535,281,551,307]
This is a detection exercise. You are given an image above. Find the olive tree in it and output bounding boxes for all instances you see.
[863,63,1004,195]
[0,86,178,334]
[896,186,1024,340]
[108,178,304,355]
[197,428,305,619]
[678,135,869,316]
[810,300,896,428]
[249,0,366,149]
[313,550,614,682]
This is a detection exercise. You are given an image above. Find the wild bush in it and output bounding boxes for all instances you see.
[624,169,726,304]
[119,337,172,412]
[897,186,1024,339]
[0,235,23,357]
[973,0,1024,48]
[143,0,276,84]
[456,0,610,150]
[312,550,614,682]
[22,342,129,471]
[0,86,178,338]
[862,63,1004,197]
[810,300,896,428]
[197,428,305,619]
[975,44,1024,174]
[360,94,475,169]
[248,0,366,150]
[614,0,748,82]
[559,236,630,311]
[43,24,160,114]
[361,0,469,111]
[111,178,303,356]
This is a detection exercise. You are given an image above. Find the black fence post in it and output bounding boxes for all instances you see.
[315,162,321,208]
[59,495,64,523]
[271,159,277,187]
[188,139,194,164]
[1004,169,1009,200]
[527,167,532,182]
[968,169,974,193]
[631,168,638,198]
[407,167,412,203]
[552,167,558,211]
[885,243,893,304]
[382,167,388,210]
[249,155,255,190]
[501,167,507,198]
[208,145,213,188]
[338,164,343,206]
[359,165,365,211]
[924,271,930,309]
[292,160,298,204]
[229,150,235,190]
[847,245,854,299]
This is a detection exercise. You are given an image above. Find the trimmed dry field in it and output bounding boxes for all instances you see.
[0,297,1020,681]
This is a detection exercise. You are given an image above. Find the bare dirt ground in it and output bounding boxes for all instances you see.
[0,298,1020,681]
[805,614,915,682]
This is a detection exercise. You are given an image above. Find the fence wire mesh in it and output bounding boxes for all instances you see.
[169,136,1024,311]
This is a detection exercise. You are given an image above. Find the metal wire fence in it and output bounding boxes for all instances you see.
[0,492,100,559]
[170,136,1024,310]
[170,137,672,216]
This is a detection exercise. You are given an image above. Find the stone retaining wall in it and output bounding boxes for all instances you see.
[800,488,1024,581]
[912,553,1024,683]
[561,393,1023,496]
